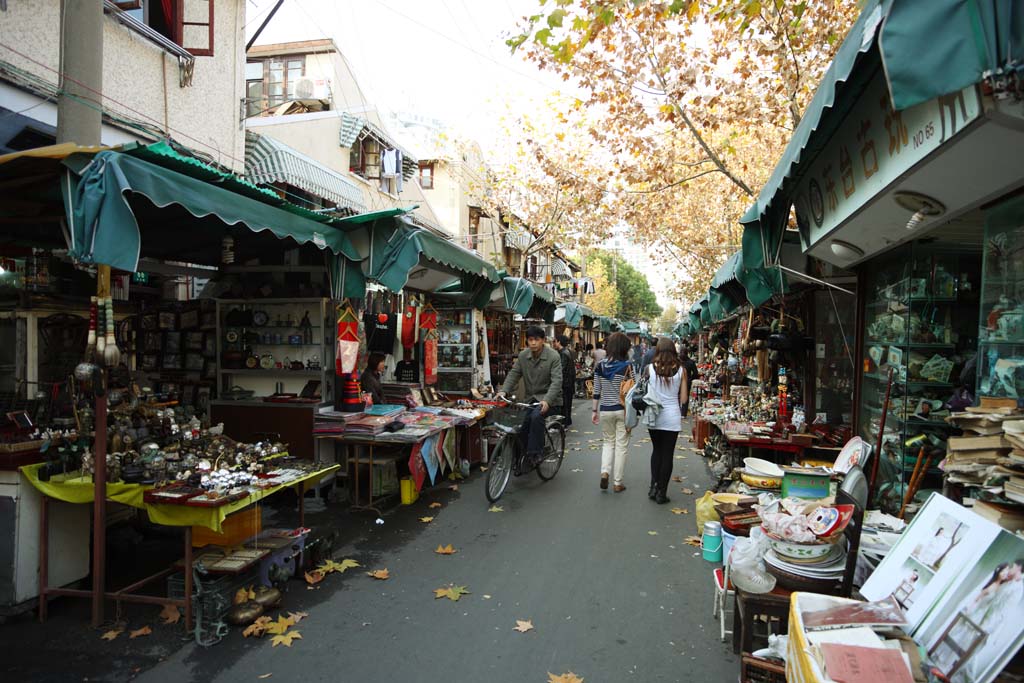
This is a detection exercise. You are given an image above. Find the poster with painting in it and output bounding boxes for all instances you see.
[915,531,1024,683]
[861,493,1002,631]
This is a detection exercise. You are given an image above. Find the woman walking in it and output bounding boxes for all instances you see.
[646,338,689,504]
[592,332,633,492]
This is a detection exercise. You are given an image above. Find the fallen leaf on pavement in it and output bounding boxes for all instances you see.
[435,544,457,555]
[647,530,658,535]
[304,570,324,585]
[513,619,534,633]
[318,558,360,575]
[419,516,434,523]
[258,674,273,679]
[671,475,684,482]
[488,505,503,512]
[571,468,583,472]
[433,585,470,601]
[684,536,702,547]
[234,585,256,605]
[483,594,492,599]
[674,455,686,459]
[287,612,308,624]
[670,508,688,515]
[100,629,122,641]
[243,616,273,638]
[548,672,584,683]
[271,630,302,647]
[129,625,152,639]
[367,569,390,580]
[681,488,694,495]
[264,615,296,636]
[159,603,181,624]
[428,502,442,509]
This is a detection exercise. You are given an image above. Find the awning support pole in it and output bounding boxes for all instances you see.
[775,265,855,296]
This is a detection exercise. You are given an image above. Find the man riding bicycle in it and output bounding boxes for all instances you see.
[497,325,562,467]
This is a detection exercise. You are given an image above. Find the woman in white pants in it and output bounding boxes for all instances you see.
[592,332,633,492]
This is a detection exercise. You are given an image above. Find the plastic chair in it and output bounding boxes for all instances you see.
[713,552,735,642]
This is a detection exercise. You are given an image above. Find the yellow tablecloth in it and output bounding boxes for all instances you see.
[20,463,340,532]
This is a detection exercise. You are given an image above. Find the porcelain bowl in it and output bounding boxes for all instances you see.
[740,470,782,489]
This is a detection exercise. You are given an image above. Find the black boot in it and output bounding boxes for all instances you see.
[655,487,670,504]
[648,480,657,500]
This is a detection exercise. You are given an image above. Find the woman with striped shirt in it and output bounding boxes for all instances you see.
[592,332,633,492]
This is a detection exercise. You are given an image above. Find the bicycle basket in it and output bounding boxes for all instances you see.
[490,404,531,431]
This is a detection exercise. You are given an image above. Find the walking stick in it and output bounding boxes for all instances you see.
[899,441,927,518]
[868,366,895,502]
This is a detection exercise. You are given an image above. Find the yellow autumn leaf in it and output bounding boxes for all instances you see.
[100,628,122,641]
[434,544,457,555]
[513,619,534,633]
[129,625,152,639]
[271,630,302,647]
[263,615,296,636]
[159,603,181,624]
[367,569,390,580]
[419,516,434,523]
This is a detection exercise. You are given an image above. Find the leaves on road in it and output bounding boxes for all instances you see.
[304,570,324,585]
[100,628,123,641]
[681,488,694,495]
[271,630,302,647]
[243,616,273,638]
[419,516,434,523]
[428,502,442,509]
[488,505,503,512]
[129,625,152,639]
[287,611,308,624]
[435,544,457,555]
[548,672,584,683]
[684,535,702,547]
[317,558,360,575]
[433,584,470,602]
[670,507,689,515]
[513,619,534,633]
[258,674,273,679]
[264,615,296,636]
[671,475,684,482]
[647,530,658,535]
[159,603,181,624]
[367,569,390,580]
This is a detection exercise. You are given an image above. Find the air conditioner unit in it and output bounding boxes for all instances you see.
[294,77,331,100]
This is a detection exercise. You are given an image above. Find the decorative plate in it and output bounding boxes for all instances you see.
[225,330,239,344]
[259,354,274,369]
[253,310,269,326]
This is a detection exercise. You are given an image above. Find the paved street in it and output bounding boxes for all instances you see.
[135,401,737,683]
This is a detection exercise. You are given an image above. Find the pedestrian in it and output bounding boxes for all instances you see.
[360,352,386,406]
[678,346,698,418]
[591,341,606,366]
[553,334,576,426]
[646,337,688,503]
[592,332,633,492]
[497,326,562,467]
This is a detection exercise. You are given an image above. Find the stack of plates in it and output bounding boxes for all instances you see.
[764,541,848,590]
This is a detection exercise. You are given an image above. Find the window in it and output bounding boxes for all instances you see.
[245,62,264,117]
[419,162,434,190]
[246,56,305,115]
[115,0,214,56]
[349,137,381,180]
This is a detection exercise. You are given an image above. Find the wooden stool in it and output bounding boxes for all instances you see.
[732,587,791,655]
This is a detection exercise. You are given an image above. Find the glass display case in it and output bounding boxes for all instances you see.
[858,241,981,512]
[435,307,481,395]
[977,196,1024,403]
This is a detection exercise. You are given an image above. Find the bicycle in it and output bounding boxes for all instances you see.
[484,400,566,503]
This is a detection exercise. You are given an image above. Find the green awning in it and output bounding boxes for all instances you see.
[335,207,413,227]
[66,149,361,273]
[698,296,712,327]
[365,218,500,296]
[708,288,740,322]
[740,0,884,272]
[672,321,687,338]
[712,248,787,308]
[599,316,613,333]
[710,252,747,305]
[881,0,1024,111]
[619,321,641,334]
[502,277,555,321]
[557,302,584,328]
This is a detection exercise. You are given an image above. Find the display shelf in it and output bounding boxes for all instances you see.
[437,343,471,347]
[437,367,472,372]
[219,369,322,377]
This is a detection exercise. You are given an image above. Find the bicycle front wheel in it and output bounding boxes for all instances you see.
[486,435,514,502]
[537,423,565,481]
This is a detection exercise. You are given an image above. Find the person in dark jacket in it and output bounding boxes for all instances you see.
[554,334,576,426]
[498,326,562,465]
[360,352,386,406]
[678,347,698,417]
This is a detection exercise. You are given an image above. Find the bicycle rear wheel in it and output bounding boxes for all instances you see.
[537,423,565,481]
[486,435,515,502]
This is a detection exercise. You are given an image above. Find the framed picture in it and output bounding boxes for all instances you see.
[179,309,199,330]
[6,410,33,429]
[185,331,204,351]
[158,311,177,330]
[163,353,182,370]
[163,331,181,354]
[140,313,159,330]
[185,353,205,371]
[141,354,159,371]
[143,332,162,353]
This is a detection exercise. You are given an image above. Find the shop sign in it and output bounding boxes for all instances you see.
[793,73,981,249]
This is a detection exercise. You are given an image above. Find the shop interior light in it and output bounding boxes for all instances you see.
[893,191,945,231]
[829,240,864,260]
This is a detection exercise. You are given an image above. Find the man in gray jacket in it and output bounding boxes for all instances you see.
[498,326,563,465]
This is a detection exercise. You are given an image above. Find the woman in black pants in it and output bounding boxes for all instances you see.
[645,338,689,503]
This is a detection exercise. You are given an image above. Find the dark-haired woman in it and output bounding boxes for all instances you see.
[360,352,386,406]
[592,332,633,492]
[646,338,688,504]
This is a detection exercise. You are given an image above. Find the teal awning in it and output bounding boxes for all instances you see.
[557,302,584,327]
[503,277,555,321]
[365,218,500,296]
[619,321,641,334]
[708,288,740,322]
[881,0,1024,111]
[712,249,787,308]
[66,149,361,273]
[698,296,712,327]
[598,316,613,333]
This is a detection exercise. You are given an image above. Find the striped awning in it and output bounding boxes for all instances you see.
[550,258,570,279]
[245,131,366,215]
[338,112,417,180]
[503,223,531,251]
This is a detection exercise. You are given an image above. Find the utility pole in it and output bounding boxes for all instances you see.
[57,0,104,146]
[58,0,105,628]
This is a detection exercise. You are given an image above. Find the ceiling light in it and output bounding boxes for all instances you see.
[830,240,864,260]
[894,191,945,231]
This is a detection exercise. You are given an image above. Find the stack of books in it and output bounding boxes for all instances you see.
[1000,420,1024,506]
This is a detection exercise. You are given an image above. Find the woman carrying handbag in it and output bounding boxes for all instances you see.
[592,332,633,493]
[644,338,688,504]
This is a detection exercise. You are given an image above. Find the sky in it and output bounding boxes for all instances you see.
[245,0,685,312]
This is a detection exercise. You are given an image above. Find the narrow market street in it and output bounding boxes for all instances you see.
[135,403,737,683]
